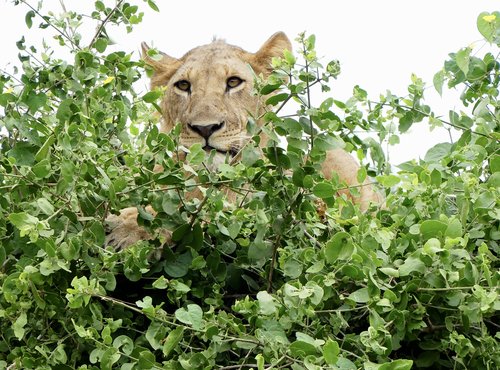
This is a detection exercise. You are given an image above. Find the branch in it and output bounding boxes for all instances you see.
[19,0,80,50]
[375,101,498,141]
[267,234,282,293]
[88,0,125,49]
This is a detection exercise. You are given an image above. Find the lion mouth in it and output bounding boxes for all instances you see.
[203,145,238,158]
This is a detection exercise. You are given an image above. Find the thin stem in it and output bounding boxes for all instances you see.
[302,42,314,152]
[267,233,282,293]
[316,304,369,313]
[19,0,80,50]
[417,286,489,292]
[58,0,77,41]
[303,229,323,248]
[88,0,125,49]
[375,101,497,141]
[0,68,24,84]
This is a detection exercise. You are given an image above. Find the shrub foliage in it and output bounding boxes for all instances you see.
[0,2,499,369]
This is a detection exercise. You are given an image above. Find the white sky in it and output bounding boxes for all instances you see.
[0,0,497,164]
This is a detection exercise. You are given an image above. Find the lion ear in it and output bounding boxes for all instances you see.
[251,32,292,75]
[141,42,182,88]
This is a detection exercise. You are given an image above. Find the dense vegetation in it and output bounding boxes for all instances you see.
[0,2,498,369]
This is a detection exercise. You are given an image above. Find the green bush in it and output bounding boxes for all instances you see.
[0,2,498,369]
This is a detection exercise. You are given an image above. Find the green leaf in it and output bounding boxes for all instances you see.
[172,223,190,242]
[170,280,191,293]
[378,359,413,370]
[433,69,445,96]
[155,173,183,185]
[474,191,496,212]
[143,90,162,103]
[324,232,353,263]
[227,221,242,239]
[289,341,318,358]
[424,143,452,163]
[89,221,105,245]
[320,97,334,112]
[164,251,191,278]
[8,142,35,166]
[241,145,261,166]
[379,267,399,277]
[186,143,205,165]
[445,218,463,238]
[32,159,51,178]
[313,181,335,199]
[95,38,108,53]
[399,256,426,277]
[336,357,357,370]
[348,287,369,303]
[146,322,167,350]
[423,238,442,255]
[323,339,340,365]
[113,335,134,355]
[265,93,288,106]
[456,47,471,75]
[147,0,160,12]
[420,219,447,240]
[266,146,290,168]
[152,276,169,289]
[490,154,500,173]
[37,198,54,216]
[13,312,27,340]
[0,246,5,267]
[283,49,296,65]
[52,344,68,364]
[175,304,203,330]
[256,354,265,370]
[162,327,184,357]
[56,99,74,122]
[430,169,442,186]
[138,350,156,369]
[8,212,40,239]
[477,12,500,43]
[101,348,120,370]
[306,34,316,50]
[257,291,277,315]
[95,1,105,11]
[376,174,400,187]
[25,10,35,29]
[283,259,303,278]
[34,135,55,162]
[260,83,282,95]
[27,93,46,117]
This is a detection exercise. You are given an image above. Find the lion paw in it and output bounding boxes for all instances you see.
[105,207,153,249]
[105,206,172,250]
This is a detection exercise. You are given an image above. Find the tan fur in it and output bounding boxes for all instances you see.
[106,33,382,248]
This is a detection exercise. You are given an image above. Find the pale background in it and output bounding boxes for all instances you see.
[0,0,496,164]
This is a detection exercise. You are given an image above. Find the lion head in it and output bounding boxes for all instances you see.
[141,32,291,168]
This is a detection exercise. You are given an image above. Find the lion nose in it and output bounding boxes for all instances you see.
[188,122,224,139]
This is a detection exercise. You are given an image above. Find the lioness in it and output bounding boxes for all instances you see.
[106,32,383,249]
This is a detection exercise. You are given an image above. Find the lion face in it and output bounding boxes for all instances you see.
[142,33,291,168]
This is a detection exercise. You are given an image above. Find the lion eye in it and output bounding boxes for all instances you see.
[226,76,243,90]
[174,80,191,92]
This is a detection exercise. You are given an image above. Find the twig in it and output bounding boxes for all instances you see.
[316,304,369,314]
[302,42,314,152]
[88,0,125,49]
[267,234,282,293]
[19,0,80,50]
[417,286,495,292]
[303,230,323,248]
[374,101,498,141]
